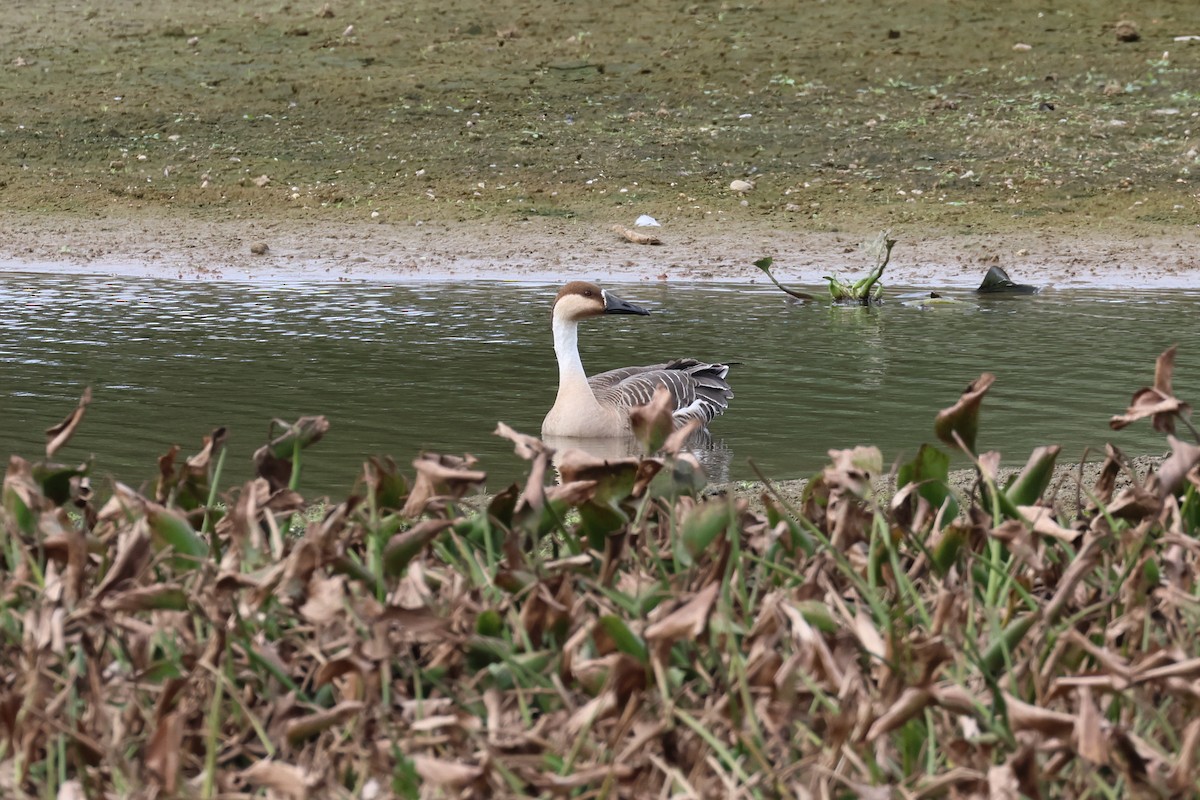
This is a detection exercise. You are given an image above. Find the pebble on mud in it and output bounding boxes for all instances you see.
[1114,20,1140,42]
[250,242,269,255]
[316,3,334,18]
[253,175,271,188]
[729,179,755,194]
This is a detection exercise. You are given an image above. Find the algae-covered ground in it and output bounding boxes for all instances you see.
[2,0,1199,283]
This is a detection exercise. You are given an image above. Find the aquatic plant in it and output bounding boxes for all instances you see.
[1,347,1199,797]
[756,229,896,305]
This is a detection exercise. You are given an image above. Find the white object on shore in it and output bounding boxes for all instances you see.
[634,214,661,227]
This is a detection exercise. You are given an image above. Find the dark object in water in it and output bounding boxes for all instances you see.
[976,266,1038,294]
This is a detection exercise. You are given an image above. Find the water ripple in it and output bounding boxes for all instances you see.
[0,274,1191,494]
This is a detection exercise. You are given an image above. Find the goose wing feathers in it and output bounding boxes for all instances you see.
[589,358,734,425]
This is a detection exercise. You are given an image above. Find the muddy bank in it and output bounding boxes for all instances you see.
[2,212,1199,290]
[3,0,1200,286]
[716,452,1166,522]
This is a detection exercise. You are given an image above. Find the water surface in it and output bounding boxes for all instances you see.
[1,275,1192,497]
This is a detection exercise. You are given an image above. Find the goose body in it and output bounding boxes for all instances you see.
[541,281,733,438]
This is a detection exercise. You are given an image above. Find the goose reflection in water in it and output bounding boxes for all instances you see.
[541,430,734,486]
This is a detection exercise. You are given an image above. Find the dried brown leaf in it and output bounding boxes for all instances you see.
[374,605,451,644]
[1006,695,1074,737]
[1075,687,1107,764]
[494,422,548,461]
[253,415,331,491]
[402,452,487,517]
[1134,655,1200,683]
[1110,345,1191,433]
[567,690,619,734]
[412,754,486,787]
[853,607,888,664]
[144,710,183,793]
[987,763,1019,800]
[645,581,719,644]
[1090,443,1126,506]
[911,768,986,799]
[1044,530,1108,623]
[283,701,365,745]
[314,654,372,690]
[989,519,1043,571]
[544,763,637,788]
[55,782,86,800]
[494,422,554,517]
[610,223,663,245]
[934,372,995,453]
[1017,505,1080,542]
[240,759,313,800]
[1169,718,1200,792]
[661,417,703,457]
[185,426,228,473]
[825,445,884,492]
[93,525,152,598]
[45,387,92,458]
[1106,482,1163,520]
[866,687,932,741]
[629,384,675,452]
[299,573,346,625]
[1156,435,1200,497]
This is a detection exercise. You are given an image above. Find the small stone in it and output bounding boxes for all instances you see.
[316,3,335,18]
[250,242,269,255]
[253,174,270,187]
[729,179,755,193]
[1012,42,1032,51]
[1114,20,1140,42]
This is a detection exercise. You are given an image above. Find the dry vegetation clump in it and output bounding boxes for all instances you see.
[2,349,1200,798]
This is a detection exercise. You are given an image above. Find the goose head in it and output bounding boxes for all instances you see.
[551,281,650,322]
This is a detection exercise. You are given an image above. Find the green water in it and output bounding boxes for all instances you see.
[1,275,1192,496]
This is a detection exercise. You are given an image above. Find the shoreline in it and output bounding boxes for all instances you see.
[3,212,1199,290]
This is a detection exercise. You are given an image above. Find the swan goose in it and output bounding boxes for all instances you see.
[541,281,733,438]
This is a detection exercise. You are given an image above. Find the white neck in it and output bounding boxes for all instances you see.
[553,315,589,391]
[544,311,620,436]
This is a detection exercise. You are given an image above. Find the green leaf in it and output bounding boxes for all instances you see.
[1142,556,1161,588]
[792,600,838,634]
[753,256,817,301]
[578,501,627,551]
[138,659,185,683]
[1003,445,1061,507]
[675,502,730,567]
[362,457,410,511]
[979,612,1038,680]
[897,443,959,522]
[383,519,453,576]
[476,609,504,638]
[598,615,649,665]
[2,487,35,536]
[485,650,558,690]
[930,525,967,575]
[32,462,87,506]
[146,505,208,569]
